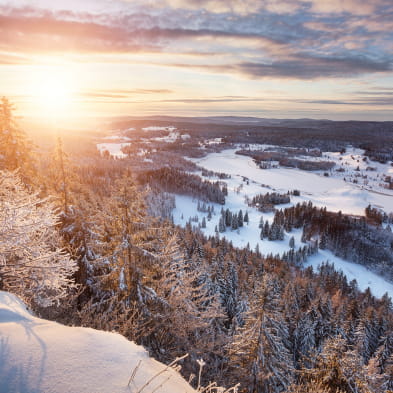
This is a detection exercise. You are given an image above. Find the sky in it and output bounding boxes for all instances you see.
[1,0,393,123]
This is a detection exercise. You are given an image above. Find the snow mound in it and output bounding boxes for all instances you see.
[0,291,196,393]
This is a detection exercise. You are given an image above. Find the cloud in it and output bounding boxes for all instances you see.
[80,89,174,99]
[0,6,298,58]
[168,53,393,80]
[0,3,392,81]
[0,52,30,65]
[298,95,393,106]
[121,0,303,15]
[0,8,152,53]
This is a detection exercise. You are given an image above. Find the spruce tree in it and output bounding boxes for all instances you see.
[231,214,238,230]
[0,97,34,180]
[229,274,293,393]
[244,210,249,224]
[238,210,243,227]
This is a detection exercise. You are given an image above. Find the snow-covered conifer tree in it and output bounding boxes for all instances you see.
[229,274,293,393]
[244,210,249,224]
[0,170,77,306]
[238,210,243,227]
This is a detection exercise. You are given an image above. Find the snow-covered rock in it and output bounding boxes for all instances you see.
[0,291,196,393]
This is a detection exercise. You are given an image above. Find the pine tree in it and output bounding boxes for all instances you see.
[219,216,226,232]
[229,274,293,393]
[0,97,34,179]
[263,221,270,238]
[201,216,206,228]
[244,210,249,224]
[296,336,371,393]
[238,210,244,227]
[319,231,327,249]
[231,214,238,230]
[289,236,295,249]
[55,137,69,214]
[367,334,393,392]
[0,170,77,306]
[157,235,223,348]
[225,208,232,227]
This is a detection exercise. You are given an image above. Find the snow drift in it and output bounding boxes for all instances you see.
[0,291,196,393]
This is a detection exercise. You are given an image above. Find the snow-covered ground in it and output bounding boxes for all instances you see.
[94,136,393,299]
[171,148,393,299]
[142,126,176,132]
[0,291,197,393]
[190,148,393,215]
[306,251,393,299]
[322,147,393,193]
[97,127,190,155]
[97,142,131,158]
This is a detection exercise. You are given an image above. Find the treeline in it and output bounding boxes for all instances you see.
[365,204,393,225]
[236,149,336,171]
[217,208,249,232]
[137,167,226,204]
[201,167,231,179]
[363,146,393,164]
[273,202,393,281]
[249,192,291,212]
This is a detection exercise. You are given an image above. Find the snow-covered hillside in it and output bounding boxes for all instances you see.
[171,148,393,300]
[94,137,393,300]
[191,148,393,215]
[0,291,197,393]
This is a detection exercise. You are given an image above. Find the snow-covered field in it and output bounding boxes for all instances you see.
[97,142,131,158]
[171,148,393,299]
[0,291,196,393]
[190,148,393,215]
[306,251,393,299]
[172,194,393,299]
[95,136,393,299]
[322,147,393,194]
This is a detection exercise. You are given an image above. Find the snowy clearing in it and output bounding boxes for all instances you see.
[96,142,131,158]
[142,126,176,132]
[95,134,393,299]
[191,148,393,215]
[172,148,393,299]
[306,251,393,299]
[0,291,196,393]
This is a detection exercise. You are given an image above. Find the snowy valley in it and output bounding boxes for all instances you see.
[97,129,393,300]
[2,112,393,393]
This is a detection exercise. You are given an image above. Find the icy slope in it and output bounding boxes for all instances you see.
[0,291,196,393]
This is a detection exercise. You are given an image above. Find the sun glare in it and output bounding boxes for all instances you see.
[27,67,77,120]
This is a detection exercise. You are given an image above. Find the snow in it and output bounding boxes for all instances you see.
[153,131,180,143]
[202,138,223,145]
[171,148,393,299]
[173,193,393,299]
[103,135,132,141]
[0,291,196,393]
[190,148,393,215]
[142,126,176,132]
[96,142,131,158]
[306,250,393,299]
[173,194,296,256]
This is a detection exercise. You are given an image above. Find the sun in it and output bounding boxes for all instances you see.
[27,67,77,120]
